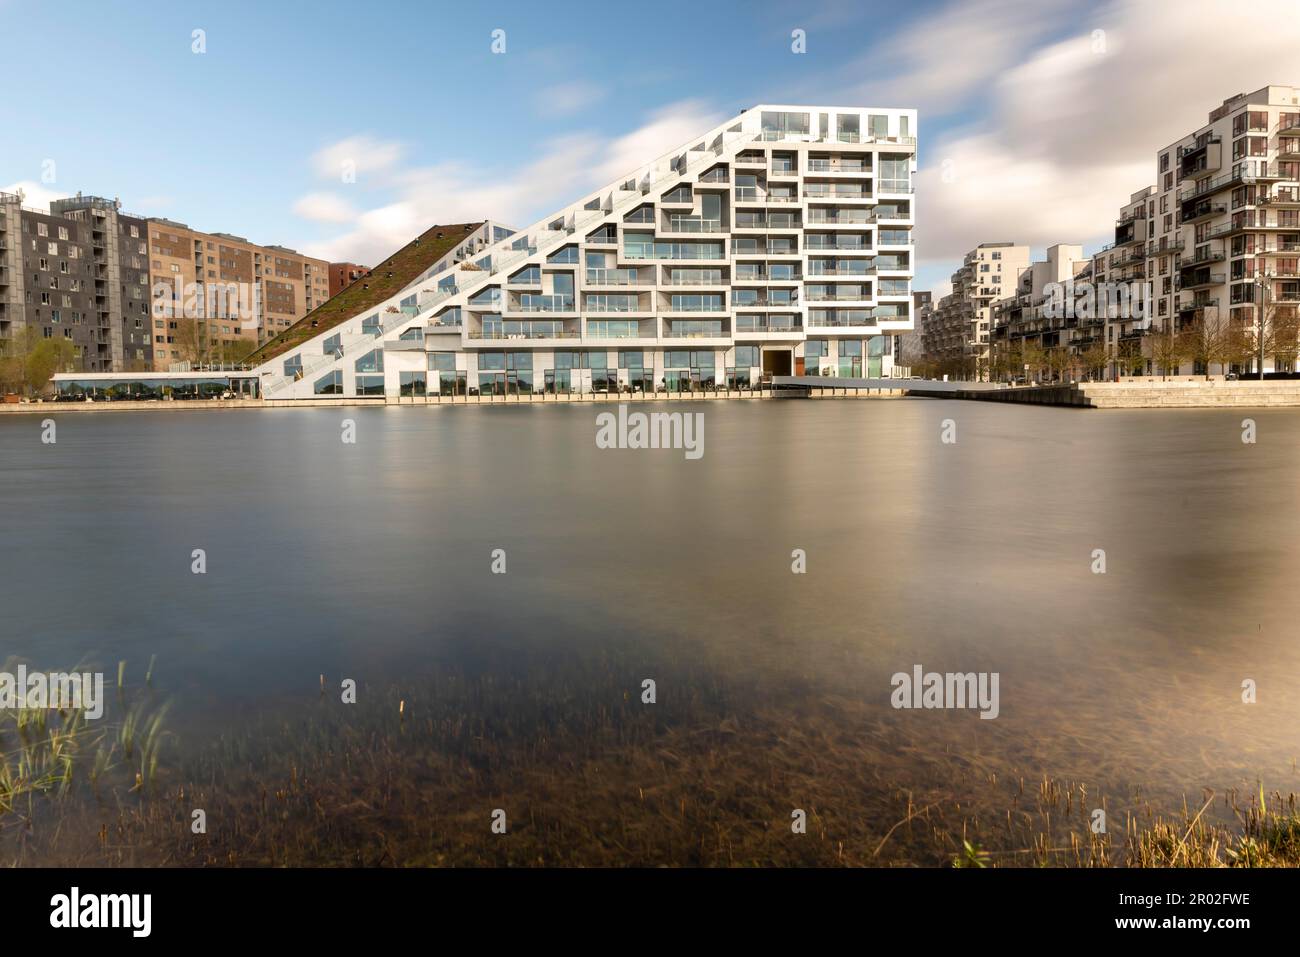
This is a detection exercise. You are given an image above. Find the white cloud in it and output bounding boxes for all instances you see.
[1,180,64,212]
[295,100,724,265]
[310,135,404,183]
[535,80,606,117]
[293,191,358,224]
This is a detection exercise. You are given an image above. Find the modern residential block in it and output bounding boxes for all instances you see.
[0,192,152,372]
[1098,85,1300,376]
[147,220,330,369]
[251,104,917,399]
[924,242,1029,378]
[988,243,1090,365]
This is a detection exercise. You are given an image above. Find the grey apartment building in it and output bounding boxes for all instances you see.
[0,192,152,372]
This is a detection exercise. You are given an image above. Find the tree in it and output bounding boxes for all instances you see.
[0,326,79,396]
[1148,322,1185,380]
[1115,338,1146,378]
[1080,340,1110,381]
[1266,306,1300,375]
[1021,341,1047,384]
[1045,346,1073,383]
[1177,311,1239,379]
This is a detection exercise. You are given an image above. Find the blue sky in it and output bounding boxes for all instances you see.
[3,0,1297,295]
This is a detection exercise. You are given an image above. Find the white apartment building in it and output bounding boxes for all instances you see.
[925,242,1030,378]
[989,243,1090,362]
[1114,85,1300,375]
[252,104,917,399]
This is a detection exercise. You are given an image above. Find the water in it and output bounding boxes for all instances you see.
[2,400,1298,862]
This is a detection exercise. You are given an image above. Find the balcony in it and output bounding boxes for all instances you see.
[1145,239,1185,256]
[803,188,870,200]
[1261,191,1300,208]
[1181,248,1226,268]
[585,269,651,286]
[730,297,798,309]
[584,297,647,313]
[806,160,871,174]
[733,216,800,231]
[662,217,725,234]
[1181,201,1226,224]
[1179,135,1221,179]
[1180,271,1224,290]
[663,273,726,286]
[509,294,576,313]
[1177,295,1218,313]
[1255,242,1300,255]
[470,327,579,341]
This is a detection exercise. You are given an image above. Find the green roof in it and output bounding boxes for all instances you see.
[243,221,484,366]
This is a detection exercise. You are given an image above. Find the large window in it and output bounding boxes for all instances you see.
[355,349,383,374]
[355,375,385,396]
[734,345,760,367]
[313,370,342,394]
[323,333,342,355]
[761,111,809,136]
[399,371,427,397]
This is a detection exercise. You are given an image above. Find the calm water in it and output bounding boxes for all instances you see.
[3,399,1299,811]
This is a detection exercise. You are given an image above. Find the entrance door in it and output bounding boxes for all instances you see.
[763,350,792,376]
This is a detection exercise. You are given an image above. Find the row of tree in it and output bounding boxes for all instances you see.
[907,307,1300,383]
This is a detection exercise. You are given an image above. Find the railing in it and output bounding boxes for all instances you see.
[664,274,724,285]
[665,218,725,233]
[735,320,801,332]
[584,300,644,313]
[807,161,870,173]
[512,295,576,312]
[585,269,649,285]
[469,330,580,340]
[806,241,868,250]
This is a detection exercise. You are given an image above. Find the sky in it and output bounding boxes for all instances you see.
[2,0,1298,297]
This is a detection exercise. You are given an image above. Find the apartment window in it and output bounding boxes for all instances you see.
[761,111,810,136]
[313,371,343,395]
[868,114,889,138]
[1160,152,1170,172]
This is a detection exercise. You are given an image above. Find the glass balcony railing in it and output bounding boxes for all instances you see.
[585,269,647,285]
[514,295,575,312]
[665,217,725,233]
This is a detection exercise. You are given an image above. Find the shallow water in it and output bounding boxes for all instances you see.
[2,399,1298,851]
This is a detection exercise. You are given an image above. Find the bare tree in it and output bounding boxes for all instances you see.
[1178,312,1237,379]
[1266,305,1300,375]
[1148,322,1185,380]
